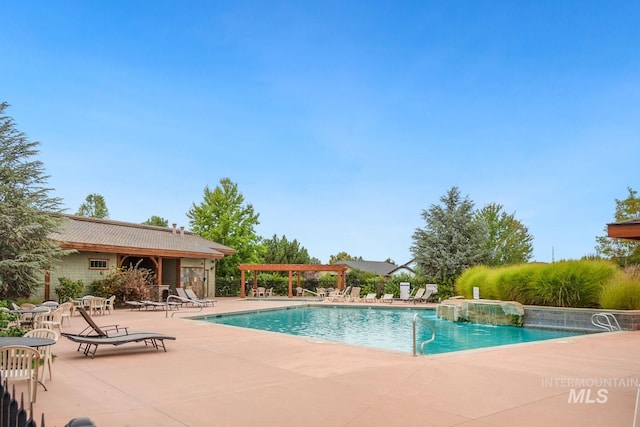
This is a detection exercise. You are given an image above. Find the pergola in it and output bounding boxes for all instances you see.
[238,264,348,298]
[607,218,640,241]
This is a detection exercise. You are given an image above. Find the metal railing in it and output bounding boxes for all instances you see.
[412,313,436,356]
[591,313,622,332]
[0,378,44,427]
[165,295,203,318]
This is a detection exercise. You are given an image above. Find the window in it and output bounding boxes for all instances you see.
[89,259,108,270]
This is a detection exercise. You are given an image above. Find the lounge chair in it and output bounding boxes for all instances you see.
[349,286,361,302]
[363,293,377,303]
[381,294,394,304]
[61,307,176,358]
[326,286,352,302]
[125,300,180,311]
[185,289,216,306]
[406,288,426,304]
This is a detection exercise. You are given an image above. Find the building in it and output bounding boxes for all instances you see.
[334,260,415,277]
[45,214,235,301]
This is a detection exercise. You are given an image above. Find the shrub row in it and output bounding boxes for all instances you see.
[455,260,639,309]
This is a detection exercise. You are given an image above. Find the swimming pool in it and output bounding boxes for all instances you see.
[198,306,588,355]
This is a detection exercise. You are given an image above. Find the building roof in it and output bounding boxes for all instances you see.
[50,214,236,259]
[334,260,401,276]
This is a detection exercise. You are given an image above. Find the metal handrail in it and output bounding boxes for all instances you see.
[165,295,203,318]
[413,313,436,356]
[591,312,622,332]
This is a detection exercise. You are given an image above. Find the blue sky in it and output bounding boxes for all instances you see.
[2,1,638,265]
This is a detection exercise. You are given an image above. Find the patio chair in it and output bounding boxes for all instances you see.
[61,307,176,358]
[87,297,106,316]
[24,328,58,385]
[40,306,64,333]
[257,287,266,298]
[185,289,216,306]
[0,345,41,403]
[104,295,116,315]
[59,301,74,327]
[265,287,274,297]
[31,306,51,329]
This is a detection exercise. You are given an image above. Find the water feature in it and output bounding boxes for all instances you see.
[437,298,525,326]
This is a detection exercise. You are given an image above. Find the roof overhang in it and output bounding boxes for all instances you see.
[58,242,225,259]
[607,219,640,241]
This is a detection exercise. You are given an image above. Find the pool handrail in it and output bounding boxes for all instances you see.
[413,313,436,356]
[166,294,203,318]
[591,312,622,332]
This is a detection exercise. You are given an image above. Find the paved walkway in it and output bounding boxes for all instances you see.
[22,298,640,426]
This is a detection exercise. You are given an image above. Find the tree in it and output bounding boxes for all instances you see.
[261,234,314,265]
[0,102,70,298]
[187,178,262,277]
[475,203,533,266]
[328,252,362,264]
[410,186,486,295]
[595,187,640,266]
[76,193,109,218]
[142,216,169,227]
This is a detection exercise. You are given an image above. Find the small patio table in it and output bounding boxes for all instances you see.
[0,336,56,348]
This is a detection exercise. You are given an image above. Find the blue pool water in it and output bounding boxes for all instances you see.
[199,306,587,355]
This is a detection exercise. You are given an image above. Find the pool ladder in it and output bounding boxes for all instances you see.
[591,312,622,332]
[412,313,436,356]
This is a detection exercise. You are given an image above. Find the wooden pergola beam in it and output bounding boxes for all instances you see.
[607,220,640,241]
[238,264,348,298]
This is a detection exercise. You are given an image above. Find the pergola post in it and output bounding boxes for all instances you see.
[288,270,293,298]
[240,270,246,298]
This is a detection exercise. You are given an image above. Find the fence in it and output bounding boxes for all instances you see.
[0,377,44,427]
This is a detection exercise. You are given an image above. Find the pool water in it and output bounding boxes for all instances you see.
[200,306,587,355]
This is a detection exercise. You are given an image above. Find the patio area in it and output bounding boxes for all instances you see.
[23,298,640,426]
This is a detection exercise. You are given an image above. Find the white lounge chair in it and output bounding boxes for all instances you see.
[363,293,377,303]
[185,288,216,306]
[406,288,426,304]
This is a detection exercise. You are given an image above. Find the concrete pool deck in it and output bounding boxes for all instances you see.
[24,297,640,426]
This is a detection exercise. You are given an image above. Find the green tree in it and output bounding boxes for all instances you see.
[328,252,362,264]
[142,215,169,227]
[475,203,533,266]
[76,193,109,218]
[187,178,261,277]
[410,186,486,296]
[0,102,71,299]
[261,234,314,264]
[595,187,640,266]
